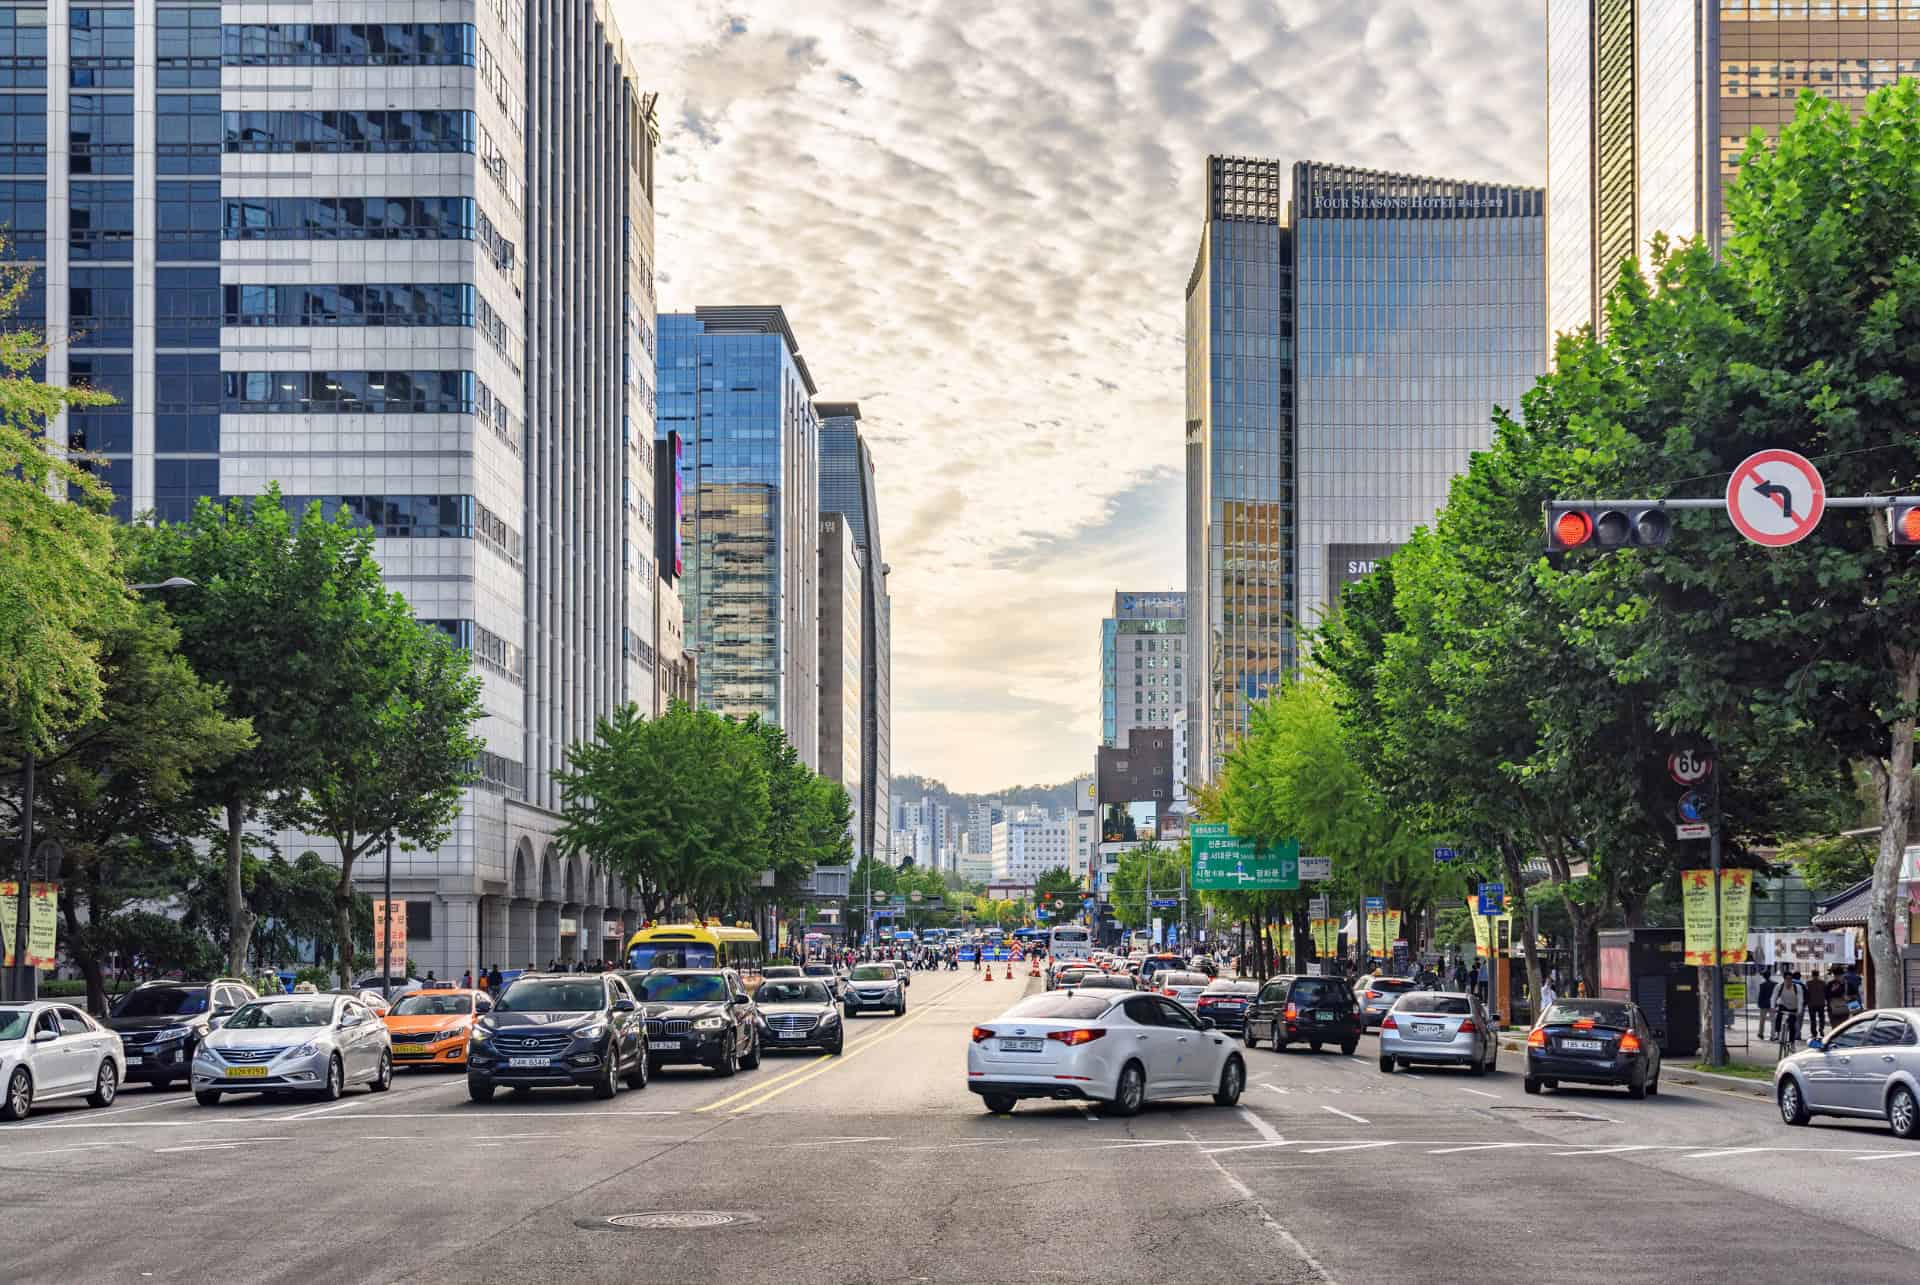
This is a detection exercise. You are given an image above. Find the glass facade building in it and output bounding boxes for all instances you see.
[1294,163,1546,625]
[819,402,891,865]
[1547,1,1911,342]
[1100,592,1188,802]
[19,0,670,977]
[657,306,821,769]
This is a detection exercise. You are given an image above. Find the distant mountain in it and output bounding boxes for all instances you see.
[891,772,1092,817]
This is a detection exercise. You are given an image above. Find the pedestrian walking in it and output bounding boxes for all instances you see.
[1842,961,1865,1013]
[1540,977,1558,1014]
[461,969,473,990]
[488,964,503,994]
[1804,969,1829,1039]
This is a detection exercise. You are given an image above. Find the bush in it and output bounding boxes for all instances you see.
[39,979,134,999]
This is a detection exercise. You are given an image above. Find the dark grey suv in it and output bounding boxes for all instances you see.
[104,978,258,1090]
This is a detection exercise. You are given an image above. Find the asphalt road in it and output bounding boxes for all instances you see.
[5,968,1917,1284]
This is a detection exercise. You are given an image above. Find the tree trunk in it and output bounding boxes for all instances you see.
[333,853,359,990]
[225,799,254,977]
[63,889,106,1016]
[1501,841,1542,1021]
[1867,666,1918,1009]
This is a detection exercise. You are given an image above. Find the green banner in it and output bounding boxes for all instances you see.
[1190,825,1300,890]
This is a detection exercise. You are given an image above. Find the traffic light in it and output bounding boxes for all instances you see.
[1544,502,1671,552]
[1890,503,1920,547]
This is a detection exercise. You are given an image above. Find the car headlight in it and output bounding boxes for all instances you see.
[156,1025,194,1043]
[287,1042,321,1060]
[575,1023,607,1042]
[818,1010,840,1026]
[193,1044,220,1064]
[692,1016,728,1031]
[470,1023,492,1042]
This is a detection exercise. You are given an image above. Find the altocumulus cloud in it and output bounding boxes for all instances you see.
[618,0,1546,792]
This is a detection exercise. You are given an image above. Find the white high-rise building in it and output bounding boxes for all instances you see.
[991,817,1073,884]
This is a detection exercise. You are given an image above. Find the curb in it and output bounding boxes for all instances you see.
[1496,1037,1775,1097]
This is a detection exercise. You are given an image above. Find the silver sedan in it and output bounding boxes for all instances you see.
[193,993,393,1105]
[1377,991,1498,1074]
[1775,1007,1920,1139]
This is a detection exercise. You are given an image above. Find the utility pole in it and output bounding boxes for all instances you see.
[382,833,394,1004]
[7,749,35,1002]
[1709,742,1727,1068]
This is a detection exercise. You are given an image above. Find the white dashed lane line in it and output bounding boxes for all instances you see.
[1319,1105,1369,1125]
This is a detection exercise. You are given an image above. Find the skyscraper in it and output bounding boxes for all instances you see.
[818,402,891,864]
[1100,591,1188,799]
[656,306,821,767]
[818,511,864,859]
[1186,158,1546,783]
[43,0,668,974]
[1546,0,1901,341]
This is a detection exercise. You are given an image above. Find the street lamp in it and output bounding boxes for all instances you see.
[10,576,198,1001]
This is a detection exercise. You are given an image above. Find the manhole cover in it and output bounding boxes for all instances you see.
[581,1212,760,1232]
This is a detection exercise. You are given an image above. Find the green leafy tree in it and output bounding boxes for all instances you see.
[1107,838,1183,930]
[1033,866,1081,919]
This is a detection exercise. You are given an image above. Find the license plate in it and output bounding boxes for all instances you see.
[778,1030,805,1039]
[507,1056,550,1068]
[1561,1038,1602,1051]
[124,1055,143,1066]
[393,1043,427,1055]
[1315,1011,1335,1022]
[652,1038,681,1050]
[999,1038,1044,1052]
[1414,1023,1442,1034]
[224,1065,268,1078]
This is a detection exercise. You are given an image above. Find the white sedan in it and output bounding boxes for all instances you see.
[968,989,1246,1116]
[1,1001,126,1121]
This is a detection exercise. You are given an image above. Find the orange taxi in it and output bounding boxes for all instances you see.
[382,985,493,1069]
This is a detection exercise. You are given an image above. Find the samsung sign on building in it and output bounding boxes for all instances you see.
[1327,543,1401,608]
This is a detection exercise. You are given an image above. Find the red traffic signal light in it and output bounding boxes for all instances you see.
[1546,502,1670,553]
[1892,504,1920,547]
[1551,509,1594,549]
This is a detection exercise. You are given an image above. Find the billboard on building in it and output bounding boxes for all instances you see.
[1326,543,1400,610]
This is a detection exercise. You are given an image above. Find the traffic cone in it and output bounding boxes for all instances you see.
[1004,961,1013,980]
[1029,957,1040,977]
[984,963,993,982]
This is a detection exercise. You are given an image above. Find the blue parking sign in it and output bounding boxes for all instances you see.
[1477,883,1504,916]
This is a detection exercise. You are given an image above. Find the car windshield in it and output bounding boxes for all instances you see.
[497,980,605,1012]
[226,1000,335,1029]
[0,1009,30,1041]
[1395,993,1472,1015]
[391,993,473,1017]
[848,966,894,981]
[1202,981,1256,995]
[1371,979,1418,992]
[1006,994,1113,1020]
[1162,973,1207,987]
[1291,980,1346,1005]
[761,967,802,978]
[1542,1002,1630,1027]
[757,982,830,1004]
[802,965,835,977]
[637,975,729,1003]
[1078,976,1134,989]
[628,943,717,969]
[110,987,209,1018]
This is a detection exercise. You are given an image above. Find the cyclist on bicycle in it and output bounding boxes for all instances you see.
[1772,968,1806,1055]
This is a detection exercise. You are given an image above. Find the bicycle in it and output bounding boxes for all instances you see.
[1774,1010,1798,1059]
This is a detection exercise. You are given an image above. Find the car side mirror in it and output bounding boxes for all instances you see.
[1199,1018,1216,1030]
[32,1029,57,1043]
[212,1005,236,1018]
[613,998,637,1012]
[208,1016,226,1032]
[339,1013,362,1028]
[731,995,751,1007]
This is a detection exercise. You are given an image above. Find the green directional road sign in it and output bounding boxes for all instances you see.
[1189,824,1300,890]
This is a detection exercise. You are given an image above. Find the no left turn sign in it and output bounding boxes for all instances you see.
[1726,448,1825,547]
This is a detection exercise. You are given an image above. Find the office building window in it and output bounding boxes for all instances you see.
[152,458,219,524]
[66,352,133,452]
[156,267,220,348]
[223,368,483,415]
[223,282,476,327]
[156,180,220,260]
[223,109,476,154]
[69,266,131,347]
[0,93,46,173]
[223,23,476,67]
[279,495,522,565]
[68,179,132,259]
[156,8,221,86]
[155,352,220,451]
[403,901,433,941]
[69,93,132,174]
[421,618,526,685]
[158,95,220,174]
[0,9,48,89]
[222,195,477,240]
[0,179,44,258]
[69,8,133,87]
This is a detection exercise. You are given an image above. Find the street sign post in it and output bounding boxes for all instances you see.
[1476,884,1504,917]
[1309,894,1329,919]
[1433,846,1459,864]
[1299,855,1332,882]
[1668,749,1714,787]
[1676,822,1712,840]
[1190,824,1299,890]
[1726,448,1825,547]
[1677,791,1707,823]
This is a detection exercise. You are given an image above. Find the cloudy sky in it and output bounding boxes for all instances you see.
[621,0,1548,793]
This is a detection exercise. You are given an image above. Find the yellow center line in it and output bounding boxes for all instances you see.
[724,1004,941,1115]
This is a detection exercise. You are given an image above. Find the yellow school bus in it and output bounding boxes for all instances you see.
[623,921,765,977]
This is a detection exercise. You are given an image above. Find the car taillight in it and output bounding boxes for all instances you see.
[1380,1015,1397,1030]
[1197,997,1216,1006]
[1046,1028,1107,1046]
[1367,990,1381,999]
[1527,1028,1546,1048]
[971,1027,995,1043]
[1573,1019,1596,1030]
[1459,1019,1477,1033]
[1161,988,1177,998]
[1619,1030,1641,1053]
[1285,1003,1299,1020]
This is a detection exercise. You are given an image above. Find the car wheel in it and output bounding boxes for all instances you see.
[1523,1077,1542,1096]
[368,1051,392,1094]
[982,1093,1017,1115]
[1243,1023,1259,1049]
[1,1067,32,1121]
[1469,1054,1487,1078]
[1645,1071,1658,1097]
[1272,1029,1287,1054]
[1378,1054,1394,1074]
[647,1057,663,1077]
[740,1031,762,1070]
[318,1056,344,1101]
[1341,1040,1358,1056]
[829,1036,845,1056]
[1887,1084,1919,1140]
[467,1077,496,1103]
[1214,1057,1245,1107]
[87,1060,119,1108]
[714,1044,739,1078]
[193,1089,221,1108]
[1110,1061,1146,1117]
[625,1045,649,1090]
[1778,1076,1811,1126]
[1309,1041,1323,1053]
[593,1045,620,1099]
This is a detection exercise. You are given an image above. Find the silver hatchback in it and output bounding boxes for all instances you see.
[1378,991,1498,1074]
[1775,1008,1920,1139]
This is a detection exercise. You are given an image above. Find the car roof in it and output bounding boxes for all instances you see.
[512,972,614,982]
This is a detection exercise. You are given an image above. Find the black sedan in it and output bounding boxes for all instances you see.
[623,969,762,1076]
[1194,979,1258,1032]
[1524,998,1662,1099]
[753,979,845,1054]
[466,973,647,1102]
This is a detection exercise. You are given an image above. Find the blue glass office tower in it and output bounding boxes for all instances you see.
[819,402,891,864]
[657,306,821,769]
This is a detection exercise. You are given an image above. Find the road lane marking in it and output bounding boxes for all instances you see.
[1681,1147,1772,1160]
[1552,1146,1658,1156]
[1459,1088,1500,1099]
[1238,1106,1287,1144]
[1300,1141,1395,1155]
[725,1006,939,1113]
[784,1135,891,1147]
[1426,1142,1533,1155]
[1200,1140,1297,1155]
[1183,1124,1338,1285]
[1261,1083,1291,1095]
[1320,1105,1369,1125]
[1854,1151,1920,1162]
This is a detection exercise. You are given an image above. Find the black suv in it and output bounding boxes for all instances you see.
[623,969,762,1076]
[1244,974,1361,1055]
[467,973,647,1102]
[104,978,258,1089]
